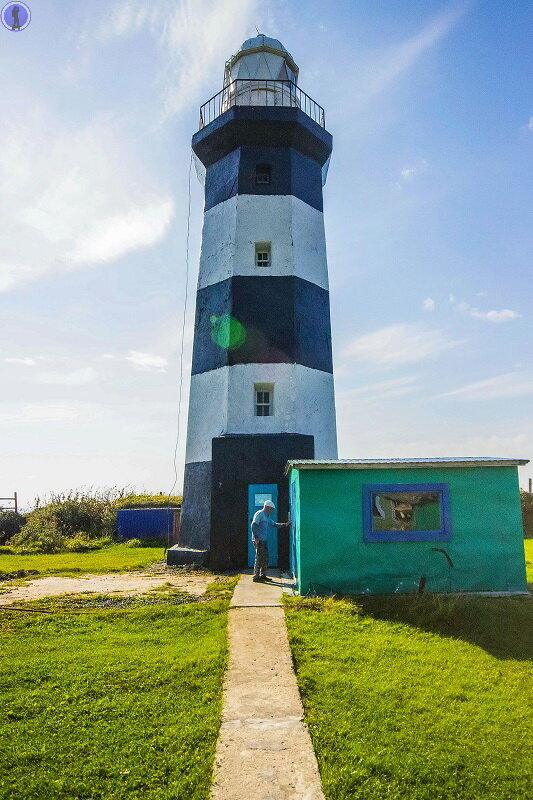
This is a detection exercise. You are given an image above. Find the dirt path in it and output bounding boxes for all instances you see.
[0,570,220,605]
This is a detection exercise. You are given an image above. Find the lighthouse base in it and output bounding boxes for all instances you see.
[212,433,314,569]
[166,545,209,567]
[179,433,314,570]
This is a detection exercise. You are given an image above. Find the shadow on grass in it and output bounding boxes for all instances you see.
[355,593,533,661]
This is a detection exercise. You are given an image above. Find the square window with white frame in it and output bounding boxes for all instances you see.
[254,383,274,416]
[255,242,271,268]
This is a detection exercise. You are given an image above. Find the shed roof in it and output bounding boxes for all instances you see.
[285,457,529,474]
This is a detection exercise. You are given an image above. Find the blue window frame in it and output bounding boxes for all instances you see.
[362,483,451,543]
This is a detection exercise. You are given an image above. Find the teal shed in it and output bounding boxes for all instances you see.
[287,458,528,596]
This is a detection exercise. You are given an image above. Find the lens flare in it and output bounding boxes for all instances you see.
[210,314,246,351]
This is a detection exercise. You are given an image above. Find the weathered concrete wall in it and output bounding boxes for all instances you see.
[198,194,329,290]
[179,461,212,550]
[185,364,337,464]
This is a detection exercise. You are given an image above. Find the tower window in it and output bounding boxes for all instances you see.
[255,384,273,416]
[255,164,271,185]
[255,242,271,268]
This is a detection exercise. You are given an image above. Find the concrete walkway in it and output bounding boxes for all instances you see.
[211,571,325,800]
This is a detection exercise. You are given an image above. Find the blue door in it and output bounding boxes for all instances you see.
[248,484,278,568]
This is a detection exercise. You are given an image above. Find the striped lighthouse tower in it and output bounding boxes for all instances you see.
[178,35,337,569]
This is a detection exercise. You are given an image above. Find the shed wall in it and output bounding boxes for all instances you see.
[293,466,526,595]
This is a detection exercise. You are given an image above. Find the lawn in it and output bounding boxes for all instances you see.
[1,589,233,800]
[286,593,533,800]
[525,538,532,586]
[0,543,165,576]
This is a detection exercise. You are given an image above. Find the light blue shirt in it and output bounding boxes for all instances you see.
[251,509,281,542]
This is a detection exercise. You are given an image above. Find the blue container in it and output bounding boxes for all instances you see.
[116,508,180,540]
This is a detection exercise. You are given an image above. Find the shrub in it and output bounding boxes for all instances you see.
[8,487,182,554]
[9,509,65,553]
[125,538,143,548]
[0,512,25,545]
[64,535,113,552]
[114,494,182,510]
[521,490,533,538]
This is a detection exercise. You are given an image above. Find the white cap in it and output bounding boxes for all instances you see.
[264,500,275,509]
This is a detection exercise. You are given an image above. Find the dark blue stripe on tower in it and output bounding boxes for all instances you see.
[191,276,333,375]
[179,461,212,550]
[203,146,324,212]
[193,107,332,167]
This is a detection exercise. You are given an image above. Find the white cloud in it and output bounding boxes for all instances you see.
[4,357,36,366]
[343,323,458,366]
[527,117,533,133]
[422,297,435,312]
[92,0,264,122]
[69,199,174,266]
[338,376,418,401]
[477,308,520,323]
[0,109,174,292]
[450,296,521,323]
[126,351,168,371]
[352,3,470,107]
[35,368,98,386]
[437,372,533,401]
[401,159,428,181]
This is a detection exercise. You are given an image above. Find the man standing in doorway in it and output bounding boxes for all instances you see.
[251,500,290,583]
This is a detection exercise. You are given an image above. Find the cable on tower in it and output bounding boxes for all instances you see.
[164,151,194,558]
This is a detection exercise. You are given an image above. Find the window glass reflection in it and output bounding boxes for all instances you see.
[371,491,441,533]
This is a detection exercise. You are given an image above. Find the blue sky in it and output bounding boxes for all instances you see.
[1,0,531,507]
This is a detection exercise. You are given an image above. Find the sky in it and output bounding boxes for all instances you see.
[0,0,531,508]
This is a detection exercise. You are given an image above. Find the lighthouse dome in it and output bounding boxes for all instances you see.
[239,35,289,54]
[225,33,299,85]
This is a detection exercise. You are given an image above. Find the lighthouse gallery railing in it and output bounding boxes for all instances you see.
[199,79,325,129]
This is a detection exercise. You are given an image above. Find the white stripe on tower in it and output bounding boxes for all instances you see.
[197,195,329,291]
[184,364,337,465]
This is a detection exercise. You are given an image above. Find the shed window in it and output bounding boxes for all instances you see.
[255,242,271,268]
[256,164,271,185]
[363,483,451,542]
[255,384,273,416]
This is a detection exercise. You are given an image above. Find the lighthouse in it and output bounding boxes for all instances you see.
[177,35,337,569]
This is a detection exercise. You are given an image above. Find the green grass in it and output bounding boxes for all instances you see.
[114,494,182,509]
[525,539,532,586]
[285,594,533,800]
[0,543,164,576]
[0,593,233,800]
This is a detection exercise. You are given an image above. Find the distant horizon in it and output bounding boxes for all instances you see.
[1,0,531,508]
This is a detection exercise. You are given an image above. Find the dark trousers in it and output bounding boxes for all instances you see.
[253,539,269,577]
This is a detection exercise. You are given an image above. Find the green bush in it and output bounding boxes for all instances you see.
[9,509,65,553]
[521,490,533,538]
[124,538,143,548]
[0,512,25,545]
[8,488,182,554]
[64,534,113,552]
[114,493,182,510]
